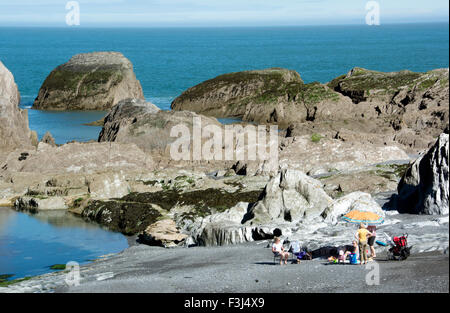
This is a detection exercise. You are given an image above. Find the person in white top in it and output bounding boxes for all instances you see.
[272,237,289,265]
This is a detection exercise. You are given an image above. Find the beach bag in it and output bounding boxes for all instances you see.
[350,253,358,264]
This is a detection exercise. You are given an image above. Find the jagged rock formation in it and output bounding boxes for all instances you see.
[184,169,385,246]
[396,132,449,215]
[15,196,68,212]
[33,52,144,110]
[328,67,449,151]
[98,98,160,141]
[0,61,35,153]
[247,169,333,224]
[172,67,449,152]
[171,68,350,128]
[98,98,221,154]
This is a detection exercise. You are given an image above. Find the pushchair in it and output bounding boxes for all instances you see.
[385,233,412,261]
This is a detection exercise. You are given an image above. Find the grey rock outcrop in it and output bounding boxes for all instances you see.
[246,169,333,224]
[2,141,153,175]
[171,68,351,128]
[98,98,221,154]
[33,52,144,110]
[396,133,449,215]
[98,98,160,142]
[184,171,385,246]
[14,196,68,213]
[233,134,409,177]
[172,67,449,153]
[0,61,35,153]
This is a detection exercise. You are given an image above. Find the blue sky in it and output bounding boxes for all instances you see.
[0,0,448,27]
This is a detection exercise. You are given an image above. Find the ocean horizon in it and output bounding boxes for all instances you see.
[0,22,448,143]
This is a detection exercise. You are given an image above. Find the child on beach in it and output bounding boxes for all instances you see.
[355,223,373,265]
[343,240,359,263]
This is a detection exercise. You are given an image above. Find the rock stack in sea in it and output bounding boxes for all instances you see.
[172,67,449,153]
[98,97,222,155]
[33,52,144,110]
[0,61,36,154]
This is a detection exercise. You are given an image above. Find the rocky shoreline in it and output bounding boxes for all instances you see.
[0,55,449,292]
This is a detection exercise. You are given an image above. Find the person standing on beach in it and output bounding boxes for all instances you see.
[367,225,377,258]
[355,223,373,265]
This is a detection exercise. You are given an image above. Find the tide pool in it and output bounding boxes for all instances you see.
[0,208,129,281]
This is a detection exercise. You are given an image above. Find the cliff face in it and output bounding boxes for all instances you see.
[396,132,449,215]
[33,52,144,111]
[171,68,327,124]
[171,67,449,152]
[328,67,449,151]
[0,61,35,153]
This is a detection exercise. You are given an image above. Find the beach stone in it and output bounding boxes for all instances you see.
[396,132,449,215]
[33,52,144,110]
[0,61,34,153]
[139,219,188,247]
[246,169,333,224]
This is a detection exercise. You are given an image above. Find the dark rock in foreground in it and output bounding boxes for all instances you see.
[397,132,449,215]
[81,187,263,237]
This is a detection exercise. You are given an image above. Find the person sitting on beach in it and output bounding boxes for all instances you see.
[288,240,302,264]
[272,237,289,265]
[342,240,359,262]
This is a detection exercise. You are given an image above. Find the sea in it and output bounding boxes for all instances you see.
[0,23,448,281]
[0,23,448,144]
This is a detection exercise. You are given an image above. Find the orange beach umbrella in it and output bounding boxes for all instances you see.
[342,209,384,225]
